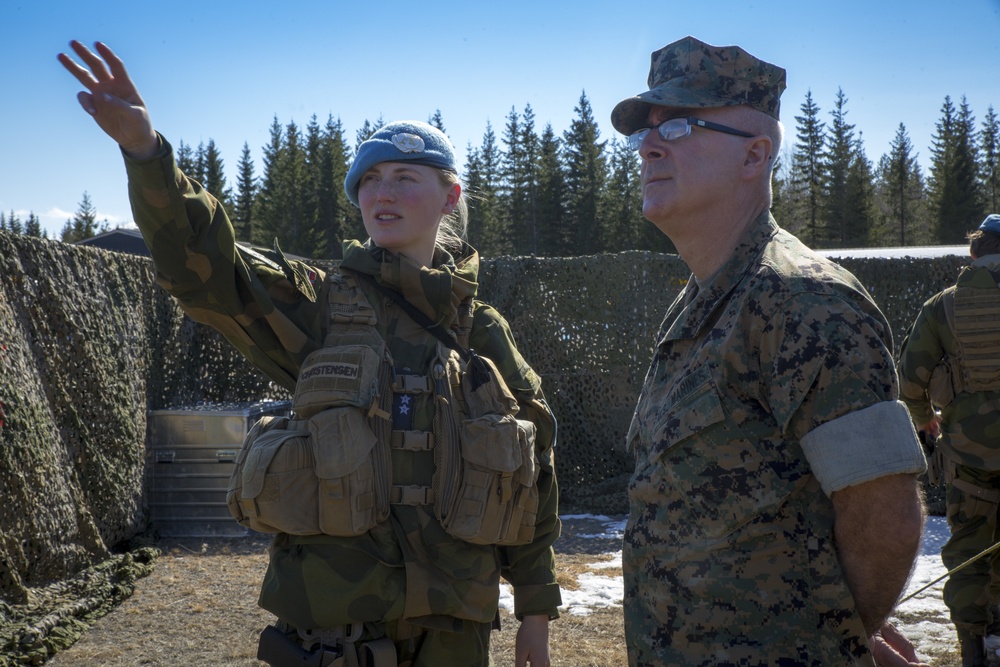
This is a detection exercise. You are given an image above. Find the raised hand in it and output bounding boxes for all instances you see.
[58,41,159,160]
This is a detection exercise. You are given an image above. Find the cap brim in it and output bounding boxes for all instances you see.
[611,86,742,136]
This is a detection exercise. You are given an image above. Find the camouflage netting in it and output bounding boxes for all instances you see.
[0,230,969,663]
[0,231,285,665]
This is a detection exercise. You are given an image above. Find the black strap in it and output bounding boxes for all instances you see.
[355,273,491,391]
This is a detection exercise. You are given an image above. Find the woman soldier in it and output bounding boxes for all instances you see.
[60,41,560,667]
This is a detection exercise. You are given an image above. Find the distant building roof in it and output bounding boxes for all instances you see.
[73,227,314,262]
[74,227,150,256]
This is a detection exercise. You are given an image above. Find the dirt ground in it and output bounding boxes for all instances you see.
[42,514,963,666]
[45,517,627,667]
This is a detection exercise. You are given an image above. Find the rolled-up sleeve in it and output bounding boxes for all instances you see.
[801,400,927,496]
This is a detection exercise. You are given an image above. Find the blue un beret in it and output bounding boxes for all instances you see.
[344,120,457,207]
[979,214,1000,235]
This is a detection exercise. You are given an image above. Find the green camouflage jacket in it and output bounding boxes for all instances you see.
[124,136,561,629]
[625,212,923,666]
[898,255,1000,469]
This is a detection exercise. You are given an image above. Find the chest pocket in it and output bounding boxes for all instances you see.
[633,371,789,543]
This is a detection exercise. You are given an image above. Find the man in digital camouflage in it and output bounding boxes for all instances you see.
[899,214,1000,667]
[611,36,929,666]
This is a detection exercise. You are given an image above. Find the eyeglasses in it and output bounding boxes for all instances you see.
[627,116,754,151]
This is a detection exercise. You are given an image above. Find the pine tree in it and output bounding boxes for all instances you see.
[517,104,541,255]
[253,117,285,247]
[7,212,23,235]
[874,123,928,246]
[770,152,794,227]
[305,115,326,255]
[562,91,607,255]
[600,138,643,251]
[202,139,234,213]
[929,96,985,243]
[312,115,351,259]
[822,89,856,248]
[24,213,44,238]
[465,122,507,257]
[354,117,385,153]
[279,120,317,256]
[176,140,197,180]
[535,123,567,256]
[429,109,446,133]
[981,105,1000,213]
[234,143,257,242]
[2,211,25,235]
[843,132,876,247]
[194,142,207,186]
[61,191,99,242]
[500,106,540,255]
[253,117,317,254]
[786,90,827,245]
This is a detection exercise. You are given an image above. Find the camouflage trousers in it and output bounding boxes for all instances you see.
[387,619,493,667]
[942,465,1000,634]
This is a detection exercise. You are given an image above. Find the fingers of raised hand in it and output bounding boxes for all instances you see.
[69,40,112,82]
[58,49,98,89]
[93,42,133,83]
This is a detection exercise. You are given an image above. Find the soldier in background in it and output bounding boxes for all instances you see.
[611,36,929,666]
[899,214,1000,667]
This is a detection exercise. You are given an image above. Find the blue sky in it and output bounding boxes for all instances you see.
[3,0,999,239]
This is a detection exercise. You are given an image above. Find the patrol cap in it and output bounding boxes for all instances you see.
[345,120,457,207]
[979,213,1000,234]
[611,36,787,136]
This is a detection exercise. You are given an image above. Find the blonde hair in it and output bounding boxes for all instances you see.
[435,169,469,254]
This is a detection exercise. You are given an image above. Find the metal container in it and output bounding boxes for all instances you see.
[147,400,291,537]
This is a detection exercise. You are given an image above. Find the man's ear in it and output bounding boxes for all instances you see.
[742,135,773,178]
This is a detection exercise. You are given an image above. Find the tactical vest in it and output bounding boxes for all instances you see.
[927,283,1000,407]
[227,268,540,546]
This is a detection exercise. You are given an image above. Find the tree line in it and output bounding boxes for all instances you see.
[4,89,997,257]
[775,91,998,249]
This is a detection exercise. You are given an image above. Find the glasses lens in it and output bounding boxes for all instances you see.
[658,118,690,141]
[628,129,649,151]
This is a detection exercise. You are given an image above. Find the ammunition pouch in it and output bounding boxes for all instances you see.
[432,348,539,546]
[227,322,393,536]
[226,405,390,536]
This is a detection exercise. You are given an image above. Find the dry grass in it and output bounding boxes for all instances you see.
[43,517,959,666]
[46,519,627,667]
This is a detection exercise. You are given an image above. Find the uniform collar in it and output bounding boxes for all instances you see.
[959,253,1000,289]
[340,239,479,327]
[661,211,777,344]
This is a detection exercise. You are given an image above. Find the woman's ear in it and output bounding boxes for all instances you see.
[443,182,461,214]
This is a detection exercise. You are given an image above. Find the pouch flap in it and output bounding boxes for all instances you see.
[308,407,376,478]
[462,353,519,417]
[241,427,306,499]
[460,414,522,471]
